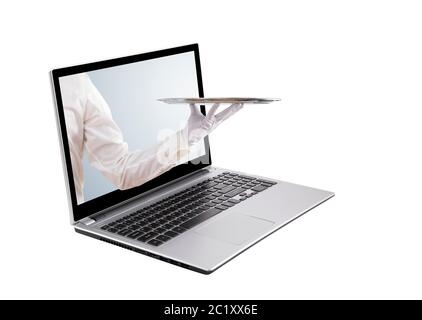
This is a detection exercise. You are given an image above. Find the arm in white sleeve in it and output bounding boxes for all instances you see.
[83,76,190,190]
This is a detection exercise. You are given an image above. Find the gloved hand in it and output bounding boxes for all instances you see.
[185,103,244,145]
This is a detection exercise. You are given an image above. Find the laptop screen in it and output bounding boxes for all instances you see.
[52,44,211,222]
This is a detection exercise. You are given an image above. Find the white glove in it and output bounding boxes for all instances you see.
[185,103,244,145]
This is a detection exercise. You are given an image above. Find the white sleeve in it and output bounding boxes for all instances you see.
[82,76,190,190]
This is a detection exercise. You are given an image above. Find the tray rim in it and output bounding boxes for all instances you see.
[158,97,281,104]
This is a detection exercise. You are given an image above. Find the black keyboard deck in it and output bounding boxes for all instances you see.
[99,172,277,246]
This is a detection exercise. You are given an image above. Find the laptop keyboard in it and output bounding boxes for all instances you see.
[99,172,277,246]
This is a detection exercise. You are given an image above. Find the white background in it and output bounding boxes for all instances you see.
[1,0,421,299]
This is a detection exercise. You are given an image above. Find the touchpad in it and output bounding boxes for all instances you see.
[195,213,275,246]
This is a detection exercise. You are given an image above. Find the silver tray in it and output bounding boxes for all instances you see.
[158,97,281,104]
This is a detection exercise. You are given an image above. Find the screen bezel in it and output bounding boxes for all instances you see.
[51,44,211,223]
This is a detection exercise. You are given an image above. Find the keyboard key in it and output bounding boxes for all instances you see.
[155,227,167,233]
[193,206,206,213]
[261,183,273,187]
[148,239,163,246]
[164,230,178,238]
[137,232,158,242]
[215,205,229,210]
[220,185,236,193]
[156,235,171,242]
[228,198,240,204]
[203,181,218,188]
[139,226,153,233]
[172,226,188,234]
[180,208,222,229]
[251,185,268,192]
[108,228,118,233]
[222,202,235,207]
[163,223,174,230]
[225,188,246,198]
[173,217,185,224]
[185,212,198,218]
[256,179,276,185]
[177,215,189,222]
[149,222,160,228]
[117,229,132,236]
[127,231,143,239]
[193,207,207,213]
[167,221,179,227]
[239,175,255,180]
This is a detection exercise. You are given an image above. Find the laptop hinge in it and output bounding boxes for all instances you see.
[80,217,96,226]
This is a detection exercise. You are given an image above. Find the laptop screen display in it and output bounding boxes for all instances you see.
[52,45,210,221]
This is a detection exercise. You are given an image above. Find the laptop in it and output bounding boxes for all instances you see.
[51,44,334,274]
